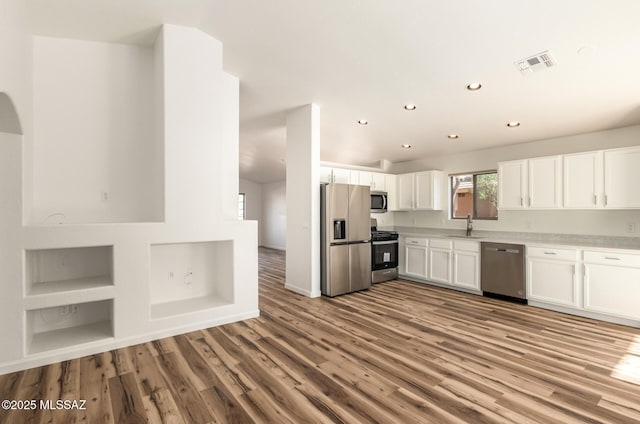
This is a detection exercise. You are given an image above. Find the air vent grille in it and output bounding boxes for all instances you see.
[515,50,557,75]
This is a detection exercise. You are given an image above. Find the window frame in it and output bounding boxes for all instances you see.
[450,170,498,221]
[238,193,246,220]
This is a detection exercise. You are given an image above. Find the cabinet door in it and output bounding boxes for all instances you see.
[498,160,527,209]
[453,251,479,290]
[415,171,434,210]
[371,172,386,191]
[332,168,351,184]
[386,174,398,211]
[584,264,640,320]
[528,156,562,208]
[397,173,414,210]
[604,147,640,208]
[320,167,333,183]
[428,248,451,284]
[405,245,427,278]
[527,258,578,307]
[563,151,602,208]
[349,170,363,185]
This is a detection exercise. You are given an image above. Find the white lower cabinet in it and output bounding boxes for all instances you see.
[583,250,640,320]
[527,247,579,307]
[404,238,428,279]
[428,239,452,285]
[452,241,480,290]
[402,238,479,291]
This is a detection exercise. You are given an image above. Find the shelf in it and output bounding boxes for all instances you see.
[26,299,113,354]
[151,295,232,320]
[149,240,234,319]
[25,246,113,296]
[29,276,111,296]
[29,321,113,354]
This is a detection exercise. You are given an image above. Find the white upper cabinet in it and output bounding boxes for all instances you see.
[397,171,443,210]
[320,166,333,184]
[499,146,640,211]
[563,151,603,208]
[370,172,386,191]
[332,168,351,184]
[499,157,562,209]
[498,160,527,209]
[528,156,562,208]
[397,173,415,210]
[386,174,398,211]
[320,167,365,185]
[604,147,640,208]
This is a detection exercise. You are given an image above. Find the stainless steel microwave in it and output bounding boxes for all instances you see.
[370,191,388,213]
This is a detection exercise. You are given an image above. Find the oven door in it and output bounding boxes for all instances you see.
[371,240,398,270]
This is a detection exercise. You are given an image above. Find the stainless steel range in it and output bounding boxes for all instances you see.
[370,220,399,283]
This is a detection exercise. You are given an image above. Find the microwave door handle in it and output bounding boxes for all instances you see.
[383,195,387,211]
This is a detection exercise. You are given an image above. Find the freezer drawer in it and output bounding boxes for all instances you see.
[350,242,371,292]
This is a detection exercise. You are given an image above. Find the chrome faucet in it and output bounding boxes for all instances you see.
[466,214,473,236]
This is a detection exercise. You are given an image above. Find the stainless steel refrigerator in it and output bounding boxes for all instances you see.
[321,183,371,297]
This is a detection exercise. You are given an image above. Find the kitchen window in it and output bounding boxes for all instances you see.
[450,171,498,220]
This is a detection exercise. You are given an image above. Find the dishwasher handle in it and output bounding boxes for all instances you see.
[485,247,521,254]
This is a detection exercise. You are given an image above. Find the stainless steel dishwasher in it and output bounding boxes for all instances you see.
[480,242,526,302]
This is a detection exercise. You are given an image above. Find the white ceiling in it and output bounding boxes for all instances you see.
[26,0,640,182]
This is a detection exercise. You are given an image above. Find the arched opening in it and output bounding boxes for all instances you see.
[0,92,23,135]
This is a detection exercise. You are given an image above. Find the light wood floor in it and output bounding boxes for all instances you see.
[2,247,640,423]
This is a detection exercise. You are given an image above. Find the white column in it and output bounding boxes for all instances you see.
[285,104,321,297]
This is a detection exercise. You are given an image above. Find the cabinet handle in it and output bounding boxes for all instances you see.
[604,194,608,206]
[593,194,597,205]
[543,252,557,255]
[604,256,620,261]
[520,197,523,206]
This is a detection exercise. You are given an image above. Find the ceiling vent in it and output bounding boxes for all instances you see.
[514,50,557,75]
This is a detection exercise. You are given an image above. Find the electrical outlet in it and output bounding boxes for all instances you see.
[101,191,109,201]
[58,306,70,316]
[71,305,79,314]
[627,222,636,234]
[168,271,174,280]
[58,253,68,267]
[184,269,193,286]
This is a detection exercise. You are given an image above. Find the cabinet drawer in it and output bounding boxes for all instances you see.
[430,239,452,249]
[583,250,640,267]
[405,237,428,247]
[528,246,578,261]
[453,240,480,252]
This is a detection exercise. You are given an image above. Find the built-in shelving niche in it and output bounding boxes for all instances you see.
[150,240,234,320]
[26,299,114,354]
[25,246,114,296]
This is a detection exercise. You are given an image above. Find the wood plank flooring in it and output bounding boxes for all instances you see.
[1,247,640,423]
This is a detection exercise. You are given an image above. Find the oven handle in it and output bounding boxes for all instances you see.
[372,240,399,245]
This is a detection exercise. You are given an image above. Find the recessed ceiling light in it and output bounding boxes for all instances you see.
[466,82,482,91]
[404,104,416,111]
[447,134,459,140]
[357,119,368,125]
[506,121,521,128]
[401,144,412,149]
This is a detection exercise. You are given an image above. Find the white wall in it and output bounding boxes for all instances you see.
[239,179,263,245]
[261,180,286,250]
[31,37,162,225]
[0,0,32,366]
[0,25,259,374]
[390,125,640,236]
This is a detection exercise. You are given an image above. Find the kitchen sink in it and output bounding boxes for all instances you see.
[446,235,484,239]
